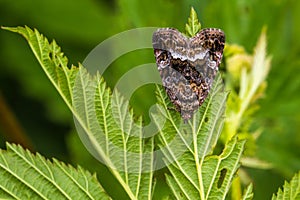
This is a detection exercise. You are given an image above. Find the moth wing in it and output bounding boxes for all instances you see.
[152,28,187,58]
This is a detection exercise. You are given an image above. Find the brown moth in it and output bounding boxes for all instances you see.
[152,28,225,122]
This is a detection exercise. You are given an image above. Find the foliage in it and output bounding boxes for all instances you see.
[0,12,248,199]
[1,0,300,199]
[221,27,272,162]
[222,27,271,143]
[272,172,300,200]
[2,25,154,200]
[185,7,201,37]
[0,143,110,199]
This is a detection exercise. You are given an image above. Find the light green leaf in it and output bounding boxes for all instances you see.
[223,28,272,142]
[1,26,77,111]
[164,137,245,200]
[154,73,245,199]
[242,184,254,200]
[185,7,201,37]
[2,26,154,200]
[272,171,300,200]
[0,143,110,200]
[238,28,271,119]
[2,24,247,200]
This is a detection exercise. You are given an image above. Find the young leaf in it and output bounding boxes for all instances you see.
[272,171,300,200]
[223,28,271,142]
[2,26,155,200]
[242,184,254,200]
[185,7,202,37]
[0,143,110,199]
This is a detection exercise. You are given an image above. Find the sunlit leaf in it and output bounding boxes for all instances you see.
[272,171,300,200]
[185,7,201,37]
[0,143,110,199]
[2,26,154,200]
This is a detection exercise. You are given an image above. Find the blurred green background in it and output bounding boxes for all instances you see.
[0,0,300,199]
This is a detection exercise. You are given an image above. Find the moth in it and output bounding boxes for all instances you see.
[152,28,225,122]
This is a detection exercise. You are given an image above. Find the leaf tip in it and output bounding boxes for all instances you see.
[185,7,201,37]
[1,26,16,32]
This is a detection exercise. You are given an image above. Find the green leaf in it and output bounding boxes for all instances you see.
[1,26,77,111]
[223,28,272,142]
[242,184,254,200]
[2,26,154,200]
[2,24,247,200]
[164,136,245,200]
[0,143,110,199]
[154,73,245,199]
[272,171,300,200]
[185,7,201,37]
